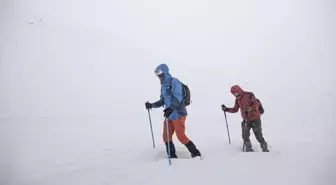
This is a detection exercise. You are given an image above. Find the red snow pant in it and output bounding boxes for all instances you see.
[162,116,190,145]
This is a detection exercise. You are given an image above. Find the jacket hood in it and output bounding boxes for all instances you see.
[231,85,245,96]
[154,63,172,84]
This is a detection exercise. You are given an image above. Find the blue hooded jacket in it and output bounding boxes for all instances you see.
[152,64,187,120]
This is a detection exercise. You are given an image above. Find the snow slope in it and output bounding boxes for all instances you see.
[1,0,335,185]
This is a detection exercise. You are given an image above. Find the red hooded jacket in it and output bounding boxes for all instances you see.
[227,85,261,121]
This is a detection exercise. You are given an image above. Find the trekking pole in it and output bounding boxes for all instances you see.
[147,109,155,148]
[223,111,231,145]
[165,118,171,165]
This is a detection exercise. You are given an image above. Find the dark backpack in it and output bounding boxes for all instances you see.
[256,98,264,114]
[250,94,264,115]
[169,78,191,106]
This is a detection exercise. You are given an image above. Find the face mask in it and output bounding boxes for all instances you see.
[155,69,164,82]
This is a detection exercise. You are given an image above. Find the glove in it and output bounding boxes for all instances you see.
[221,104,228,112]
[145,102,153,109]
[243,105,252,112]
[163,107,174,118]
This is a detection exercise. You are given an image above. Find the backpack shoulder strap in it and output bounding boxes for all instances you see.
[247,92,256,104]
[169,78,175,96]
[169,78,173,87]
[249,93,254,101]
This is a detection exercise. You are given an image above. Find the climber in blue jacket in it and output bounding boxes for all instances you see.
[145,63,201,158]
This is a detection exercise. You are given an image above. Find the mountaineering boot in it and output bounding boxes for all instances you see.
[185,140,201,158]
[243,145,254,152]
[261,142,269,152]
[165,141,178,158]
[245,147,254,152]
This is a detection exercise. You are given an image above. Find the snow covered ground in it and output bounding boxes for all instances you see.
[1,0,335,185]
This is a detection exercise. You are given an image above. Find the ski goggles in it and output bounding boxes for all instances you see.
[154,69,164,78]
[233,92,240,97]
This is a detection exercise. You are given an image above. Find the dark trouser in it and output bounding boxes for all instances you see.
[241,117,267,149]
